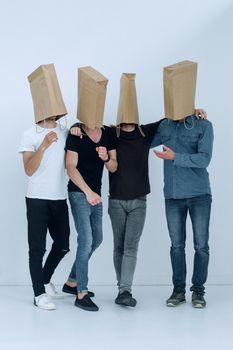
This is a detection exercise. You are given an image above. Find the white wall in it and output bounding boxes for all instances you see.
[0,0,232,286]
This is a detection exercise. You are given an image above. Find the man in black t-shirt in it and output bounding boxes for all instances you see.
[108,121,161,307]
[63,124,117,312]
[62,66,117,312]
[108,73,163,307]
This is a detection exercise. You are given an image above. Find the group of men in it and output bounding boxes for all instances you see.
[19,62,213,311]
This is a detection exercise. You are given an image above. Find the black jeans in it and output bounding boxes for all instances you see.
[26,198,70,297]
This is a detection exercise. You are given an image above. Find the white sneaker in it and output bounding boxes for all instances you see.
[34,293,56,310]
[45,282,64,299]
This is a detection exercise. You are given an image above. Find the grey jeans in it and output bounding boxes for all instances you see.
[108,197,147,293]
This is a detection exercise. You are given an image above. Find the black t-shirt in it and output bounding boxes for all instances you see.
[66,126,117,195]
[109,121,162,200]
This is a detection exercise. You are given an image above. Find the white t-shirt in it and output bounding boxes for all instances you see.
[19,124,68,200]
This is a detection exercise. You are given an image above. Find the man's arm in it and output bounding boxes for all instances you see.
[105,149,117,173]
[66,150,101,206]
[22,131,57,176]
[141,119,165,145]
[173,122,213,168]
[154,122,214,168]
[96,147,117,173]
[150,126,163,148]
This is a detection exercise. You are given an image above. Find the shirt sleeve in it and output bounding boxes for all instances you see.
[18,131,35,153]
[173,122,214,168]
[65,134,80,153]
[106,127,117,151]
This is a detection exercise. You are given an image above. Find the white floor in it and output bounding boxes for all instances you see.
[0,285,233,350]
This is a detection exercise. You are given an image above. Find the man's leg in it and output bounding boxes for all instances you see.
[108,198,127,289]
[165,198,187,306]
[188,194,212,307]
[43,200,70,296]
[26,198,49,297]
[90,202,103,254]
[62,198,95,297]
[119,197,147,294]
[113,197,147,307]
[68,192,99,311]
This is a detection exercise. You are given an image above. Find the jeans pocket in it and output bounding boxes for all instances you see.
[69,191,85,201]
[108,198,121,209]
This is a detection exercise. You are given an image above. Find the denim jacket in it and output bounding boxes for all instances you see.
[151,115,214,199]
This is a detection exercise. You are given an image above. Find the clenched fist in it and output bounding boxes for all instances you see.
[96,146,108,161]
[41,132,58,150]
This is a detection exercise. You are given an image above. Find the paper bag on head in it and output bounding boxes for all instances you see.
[116,73,139,125]
[28,64,67,124]
[163,60,197,120]
[77,66,108,129]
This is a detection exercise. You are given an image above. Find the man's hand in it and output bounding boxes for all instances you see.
[23,131,57,176]
[96,146,108,161]
[195,109,207,119]
[40,132,58,151]
[153,145,175,160]
[70,127,83,138]
[86,191,102,206]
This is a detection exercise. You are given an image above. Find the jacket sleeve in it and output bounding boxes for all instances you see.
[173,122,214,168]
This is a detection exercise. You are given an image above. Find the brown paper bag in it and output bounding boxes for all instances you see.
[77,66,108,129]
[116,73,139,125]
[163,60,197,120]
[28,64,67,123]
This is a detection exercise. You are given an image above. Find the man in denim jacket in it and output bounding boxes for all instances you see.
[151,114,213,308]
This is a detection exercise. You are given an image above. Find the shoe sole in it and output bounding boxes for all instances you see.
[166,300,186,307]
[192,302,206,309]
[115,299,137,307]
[74,303,99,312]
[34,300,56,311]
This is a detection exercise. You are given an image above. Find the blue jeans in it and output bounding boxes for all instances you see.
[165,194,212,293]
[108,197,147,293]
[68,192,103,292]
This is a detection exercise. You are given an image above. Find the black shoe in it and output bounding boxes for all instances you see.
[166,289,186,307]
[115,291,137,307]
[192,291,206,308]
[62,283,95,298]
[74,295,99,312]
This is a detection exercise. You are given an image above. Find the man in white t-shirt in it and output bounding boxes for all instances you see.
[19,116,70,310]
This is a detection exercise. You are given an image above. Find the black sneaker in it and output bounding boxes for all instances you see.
[192,291,206,308]
[74,295,99,312]
[115,291,137,307]
[166,290,186,307]
[62,283,95,298]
